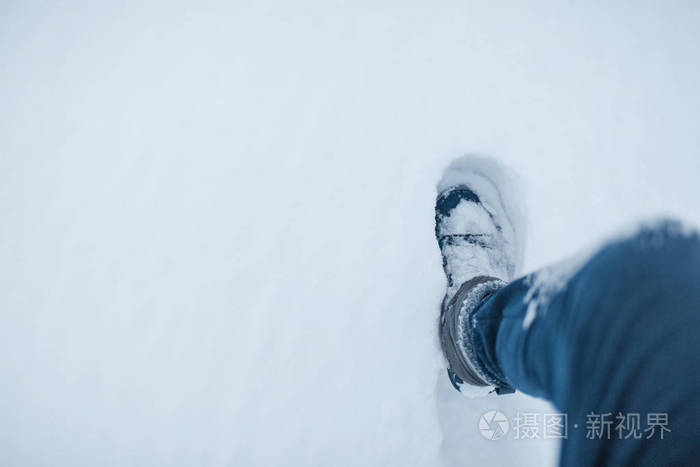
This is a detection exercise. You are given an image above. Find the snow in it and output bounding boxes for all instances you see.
[522,250,593,330]
[2,1,700,466]
[437,155,527,280]
[437,156,526,302]
[437,198,507,301]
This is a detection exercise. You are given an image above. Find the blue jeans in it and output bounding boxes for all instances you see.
[470,221,700,466]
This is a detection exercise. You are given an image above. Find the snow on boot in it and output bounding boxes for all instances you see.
[435,155,526,395]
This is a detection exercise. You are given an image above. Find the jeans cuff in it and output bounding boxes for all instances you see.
[441,276,512,392]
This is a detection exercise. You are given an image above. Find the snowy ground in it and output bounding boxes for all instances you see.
[2,1,700,466]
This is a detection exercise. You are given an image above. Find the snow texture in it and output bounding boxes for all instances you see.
[437,199,510,301]
[436,155,526,301]
[522,250,592,330]
[2,2,700,467]
[438,155,527,280]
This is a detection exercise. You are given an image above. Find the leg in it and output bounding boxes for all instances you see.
[468,221,700,466]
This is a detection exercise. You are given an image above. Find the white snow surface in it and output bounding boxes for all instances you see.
[438,155,527,280]
[437,199,510,301]
[2,1,700,466]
